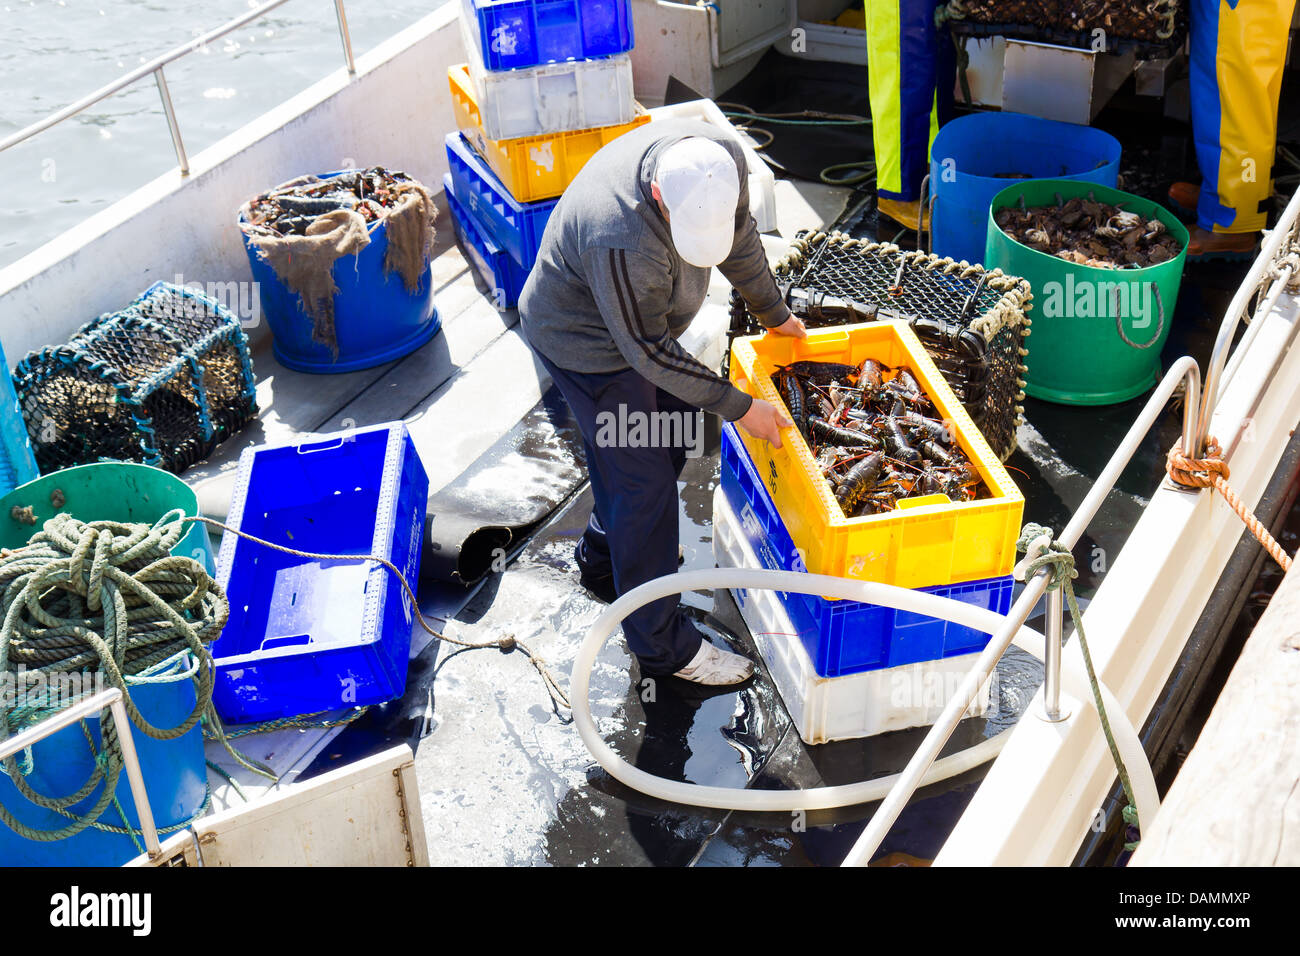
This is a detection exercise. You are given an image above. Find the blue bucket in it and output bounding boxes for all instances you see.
[928,113,1121,266]
[240,171,442,375]
[0,656,208,866]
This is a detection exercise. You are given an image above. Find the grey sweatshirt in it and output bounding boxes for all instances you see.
[517,119,791,422]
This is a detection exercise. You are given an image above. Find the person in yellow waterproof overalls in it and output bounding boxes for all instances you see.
[866,1,955,231]
[1169,0,1297,259]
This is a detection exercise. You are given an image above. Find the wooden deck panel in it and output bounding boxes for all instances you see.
[1131,560,1300,866]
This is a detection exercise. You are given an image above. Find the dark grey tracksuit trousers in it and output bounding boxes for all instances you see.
[534,351,702,675]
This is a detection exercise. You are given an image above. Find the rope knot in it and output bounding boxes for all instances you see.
[497,634,516,652]
[1013,522,1076,591]
[1166,436,1229,489]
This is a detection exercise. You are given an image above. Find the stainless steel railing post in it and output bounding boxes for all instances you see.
[0,687,162,859]
[107,696,162,858]
[334,0,357,75]
[1040,588,1068,721]
[153,67,189,176]
[1193,188,1300,456]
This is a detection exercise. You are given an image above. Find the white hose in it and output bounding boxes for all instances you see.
[572,568,1159,827]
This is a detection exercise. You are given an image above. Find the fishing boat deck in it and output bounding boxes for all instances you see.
[0,111,1270,865]
[175,168,1223,865]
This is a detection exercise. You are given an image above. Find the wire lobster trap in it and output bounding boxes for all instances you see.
[729,232,1031,461]
[13,282,258,474]
[941,0,1186,59]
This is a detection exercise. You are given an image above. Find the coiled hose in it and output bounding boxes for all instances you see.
[572,568,1158,828]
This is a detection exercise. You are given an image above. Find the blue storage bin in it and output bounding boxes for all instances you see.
[0,337,39,496]
[0,656,208,866]
[719,423,1013,677]
[444,174,531,310]
[239,170,442,375]
[212,422,429,723]
[461,0,634,72]
[445,133,557,270]
[928,112,1121,266]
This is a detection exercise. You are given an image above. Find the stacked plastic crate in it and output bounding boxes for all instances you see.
[716,323,1025,744]
[445,0,646,308]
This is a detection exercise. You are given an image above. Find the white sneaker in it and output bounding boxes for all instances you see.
[672,640,755,686]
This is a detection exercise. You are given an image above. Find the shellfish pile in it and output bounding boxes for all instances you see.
[994,195,1181,269]
[243,167,417,237]
[770,360,987,519]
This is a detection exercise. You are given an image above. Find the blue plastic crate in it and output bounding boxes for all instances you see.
[212,422,429,723]
[444,173,530,310]
[461,0,634,72]
[445,132,557,270]
[719,423,1014,677]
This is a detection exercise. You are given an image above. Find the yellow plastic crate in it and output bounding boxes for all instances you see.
[728,321,1024,589]
[448,63,651,204]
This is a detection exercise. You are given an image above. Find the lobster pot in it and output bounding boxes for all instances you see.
[945,0,1187,57]
[13,282,258,475]
[729,232,1031,461]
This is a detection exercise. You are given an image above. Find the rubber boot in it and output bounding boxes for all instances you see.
[1186,226,1258,262]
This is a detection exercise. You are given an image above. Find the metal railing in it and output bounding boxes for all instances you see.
[1194,187,1300,454]
[0,688,161,859]
[842,186,1300,867]
[0,0,357,176]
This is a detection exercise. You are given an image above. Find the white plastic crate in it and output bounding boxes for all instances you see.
[713,487,991,744]
[648,99,779,234]
[461,17,636,140]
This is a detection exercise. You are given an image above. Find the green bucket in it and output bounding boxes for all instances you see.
[0,463,215,573]
[985,179,1189,405]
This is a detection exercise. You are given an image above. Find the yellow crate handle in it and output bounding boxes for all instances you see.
[896,493,951,510]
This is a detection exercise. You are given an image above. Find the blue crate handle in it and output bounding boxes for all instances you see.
[297,436,347,454]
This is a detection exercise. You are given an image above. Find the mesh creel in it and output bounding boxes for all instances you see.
[944,0,1186,59]
[13,283,258,474]
[729,232,1032,461]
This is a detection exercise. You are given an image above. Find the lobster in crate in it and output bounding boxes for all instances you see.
[729,232,1031,461]
[14,282,258,475]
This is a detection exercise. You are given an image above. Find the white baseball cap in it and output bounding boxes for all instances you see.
[654,138,740,268]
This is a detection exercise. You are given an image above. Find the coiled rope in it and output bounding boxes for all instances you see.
[1015,523,1142,847]
[0,510,265,844]
[1166,438,1292,571]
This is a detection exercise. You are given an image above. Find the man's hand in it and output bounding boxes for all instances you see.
[768,314,807,339]
[738,398,793,449]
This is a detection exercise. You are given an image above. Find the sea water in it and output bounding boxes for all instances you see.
[0,0,447,269]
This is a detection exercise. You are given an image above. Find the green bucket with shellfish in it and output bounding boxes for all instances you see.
[0,462,215,574]
[985,179,1189,405]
